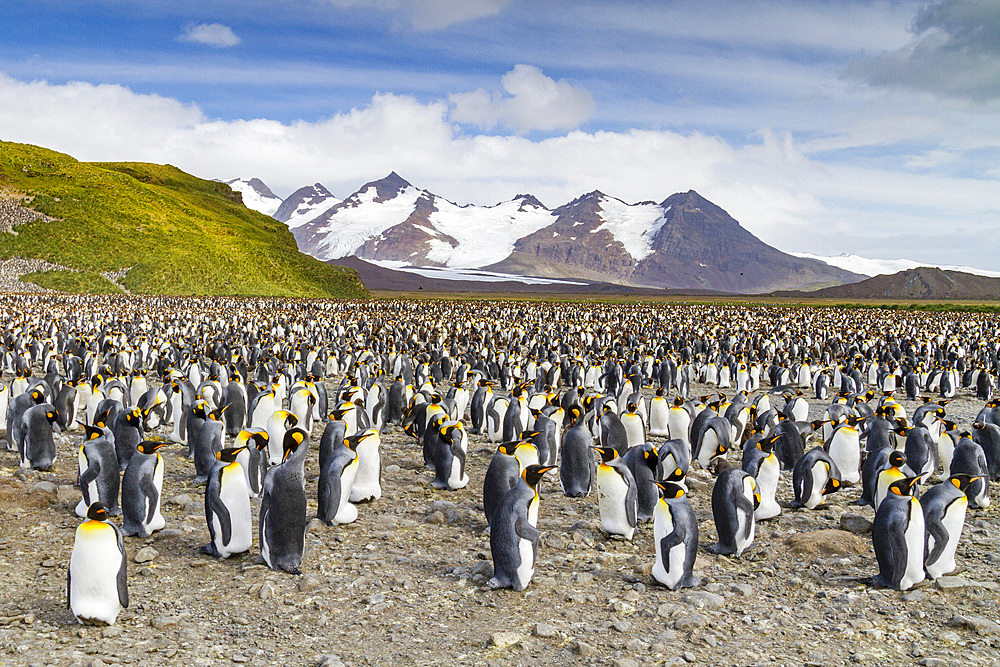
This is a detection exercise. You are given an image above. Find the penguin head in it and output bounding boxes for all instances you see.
[217,446,246,463]
[641,447,659,472]
[888,476,921,497]
[823,469,842,495]
[29,389,45,404]
[593,445,618,464]
[82,423,104,440]
[281,428,308,461]
[662,466,685,483]
[208,404,229,421]
[497,442,517,457]
[946,473,981,492]
[887,450,906,468]
[136,440,168,455]
[759,436,778,455]
[519,430,540,441]
[521,464,556,490]
[344,429,376,451]
[86,502,110,522]
[566,405,582,424]
[654,481,685,499]
[45,408,59,424]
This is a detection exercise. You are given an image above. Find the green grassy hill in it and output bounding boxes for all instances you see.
[0,142,368,298]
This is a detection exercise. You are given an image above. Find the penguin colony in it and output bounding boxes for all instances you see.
[0,293,998,640]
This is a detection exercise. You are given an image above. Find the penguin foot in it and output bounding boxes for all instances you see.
[485,577,504,590]
[707,543,735,556]
[200,543,220,558]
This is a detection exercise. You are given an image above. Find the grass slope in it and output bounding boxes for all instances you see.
[0,142,368,298]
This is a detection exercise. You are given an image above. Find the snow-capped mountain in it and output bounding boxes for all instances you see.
[791,252,1000,279]
[222,178,283,217]
[272,183,341,229]
[284,174,859,293]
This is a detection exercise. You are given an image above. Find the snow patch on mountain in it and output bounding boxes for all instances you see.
[224,178,282,217]
[313,185,424,259]
[369,260,585,285]
[423,197,556,268]
[592,196,668,261]
[792,252,1000,279]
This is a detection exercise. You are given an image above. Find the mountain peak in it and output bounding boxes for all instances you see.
[358,172,413,203]
[273,182,340,225]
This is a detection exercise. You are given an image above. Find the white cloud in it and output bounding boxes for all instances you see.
[326,0,508,31]
[449,65,595,134]
[0,70,998,269]
[178,23,241,48]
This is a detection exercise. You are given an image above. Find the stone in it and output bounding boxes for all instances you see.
[134,546,158,563]
[384,464,401,474]
[298,576,321,593]
[612,619,632,633]
[56,485,78,503]
[683,591,724,609]
[316,654,346,667]
[258,582,275,600]
[426,511,446,525]
[613,660,639,667]
[730,583,752,597]
[533,622,557,638]
[839,514,874,534]
[786,530,867,556]
[168,494,194,506]
[573,640,596,657]
[28,481,56,496]
[101,626,122,638]
[950,614,1000,635]
[935,576,972,590]
[489,631,522,649]
[674,614,708,630]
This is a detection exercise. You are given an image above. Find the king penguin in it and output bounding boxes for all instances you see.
[317,431,361,526]
[922,474,981,580]
[708,467,759,556]
[487,464,556,592]
[792,447,842,510]
[203,447,253,558]
[651,481,700,591]
[594,445,638,540]
[872,476,925,591]
[75,423,121,518]
[260,428,310,574]
[67,502,128,625]
[559,405,595,497]
[121,440,168,538]
[648,388,670,437]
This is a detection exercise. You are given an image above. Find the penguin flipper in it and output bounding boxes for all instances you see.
[924,512,950,569]
[735,493,755,541]
[514,515,540,545]
[66,568,71,609]
[884,515,909,589]
[79,461,100,502]
[208,489,233,547]
[116,529,129,608]
[140,475,159,525]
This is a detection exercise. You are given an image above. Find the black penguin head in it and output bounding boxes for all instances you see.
[627,401,638,413]
[566,405,582,423]
[521,464,556,490]
[344,429,376,451]
[520,430,540,441]
[217,447,246,463]
[662,466,686,483]
[281,428,308,461]
[30,389,45,404]
[888,476,921,497]
[45,408,59,423]
[759,437,778,455]
[86,502,109,522]
[208,404,229,421]
[438,423,460,441]
[948,474,983,491]
[497,442,517,456]
[654,481,685,499]
[136,440,167,455]
[82,423,104,440]
[330,404,352,421]
[593,445,618,463]
[888,451,906,468]
[641,447,659,472]
[823,469,842,495]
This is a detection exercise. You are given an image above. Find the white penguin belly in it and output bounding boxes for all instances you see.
[597,466,634,540]
[652,505,682,589]
[215,469,252,557]
[754,458,781,520]
[828,431,861,483]
[927,500,966,579]
[648,402,669,436]
[69,527,123,624]
[334,461,359,524]
[350,442,383,501]
[734,500,755,555]
[446,452,469,490]
[698,429,720,468]
[148,458,165,531]
[899,500,926,590]
[668,410,689,444]
[937,436,955,478]
[514,537,535,590]
[804,464,828,509]
[622,417,644,448]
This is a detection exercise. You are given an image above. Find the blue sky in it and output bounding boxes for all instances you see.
[0,0,998,269]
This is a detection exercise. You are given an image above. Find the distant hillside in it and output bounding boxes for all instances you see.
[778,267,1000,300]
[0,142,368,298]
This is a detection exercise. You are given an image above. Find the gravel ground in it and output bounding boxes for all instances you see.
[0,377,998,667]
